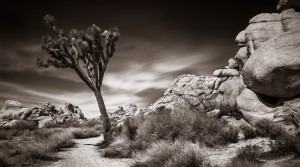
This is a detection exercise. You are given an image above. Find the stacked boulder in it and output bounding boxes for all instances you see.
[146,0,300,135]
[109,104,142,127]
[0,100,85,128]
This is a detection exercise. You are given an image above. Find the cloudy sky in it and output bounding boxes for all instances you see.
[0,0,278,118]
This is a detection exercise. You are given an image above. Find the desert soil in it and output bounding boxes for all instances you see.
[44,136,134,167]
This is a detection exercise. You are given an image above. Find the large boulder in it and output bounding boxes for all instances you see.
[213,69,240,77]
[37,116,55,128]
[64,103,74,114]
[282,9,300,32]
[234,46,249,68]
[245,13,284,50]
[147,74,221,113]
[218,77,246,112]
[0,100,32,120]
[235,30,246,46]
[237,88,275,126]
[242,30,300,98]
[273,97,300,133]
[277,0,300,12]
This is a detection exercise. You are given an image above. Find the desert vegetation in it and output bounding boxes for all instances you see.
[0,118,102,167]
[226,145,262,167]
[0,128,74,167]
[132,140,212,167]
[100,110,300,167]
[241,119,297,156]
[101,109,240,165]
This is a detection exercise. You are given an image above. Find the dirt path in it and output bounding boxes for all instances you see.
[45,136,134,167]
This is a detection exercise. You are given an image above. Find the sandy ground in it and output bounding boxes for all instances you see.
[44,136,134,167]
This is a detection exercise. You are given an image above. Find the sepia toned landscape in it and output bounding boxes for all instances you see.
[1,0,300,167]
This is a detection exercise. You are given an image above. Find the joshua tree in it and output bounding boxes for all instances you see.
[38,15,120,144]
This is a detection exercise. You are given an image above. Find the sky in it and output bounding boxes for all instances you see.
[0,0,278,118]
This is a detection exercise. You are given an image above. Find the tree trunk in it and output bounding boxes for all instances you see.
[94,91,111,146]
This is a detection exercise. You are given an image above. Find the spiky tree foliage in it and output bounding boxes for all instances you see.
[39,14,120,144]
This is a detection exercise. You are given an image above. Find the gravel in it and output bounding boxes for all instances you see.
[44,136,134,167]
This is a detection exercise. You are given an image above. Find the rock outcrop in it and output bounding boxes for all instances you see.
[0,100,32,120]
[147,74,220,113]
[144,1,300,136]
[242,30,300,98]
[109,104,141,127]
[0,100,86,128]
[237,88,275,126]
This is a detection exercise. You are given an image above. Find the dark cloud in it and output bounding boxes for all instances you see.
[0,0,278,117]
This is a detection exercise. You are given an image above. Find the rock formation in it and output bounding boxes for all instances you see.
[0,100,86,128]
[144,0,300,136]
[109,104,141,127]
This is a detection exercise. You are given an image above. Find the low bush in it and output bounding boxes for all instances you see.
[101,137,148,158]
[44,118,102,130]
[240,125,257,140]
[259,133,297,158]
[132,140,212,167]
[226,145,262,167]
[0,128,23,140]
[71,127,100,139]
[136,109,238,147]
[254,119,286,139]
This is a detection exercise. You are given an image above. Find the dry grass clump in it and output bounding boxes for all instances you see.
[71,127,100,139]
[0,128,75,167]
[254,119,286,139]
[135,109,238,147]
[226,145,262,167]
[240,119,298,157]
[132,140,212,167]
[240,125,257,140]
[0,128,24,140]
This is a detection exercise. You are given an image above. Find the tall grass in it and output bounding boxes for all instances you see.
[44,118,102,130]
[0,128,24,140]
[0,128,75,167]
[132,140,212,167]
[71,127,100,139]
[226,145,262,167]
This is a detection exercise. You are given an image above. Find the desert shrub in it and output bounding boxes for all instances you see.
[220,126,239,143]
[0,128,75,167]
[101,137,148,158]
[122,118,139,140]
[102,109,239,158]
[136,109,238,147]
[226,145,262,167]
[0,128,23,140]
[271,134,296,154]
[71,127,100,139]
[80,118,102,127]
[226,159,262,167]
[132,140,212,167]
[240,125,257,139]
[254,119,286,139]
[44,118,103,130]
[259,133,297,158]
[0,152,10,167]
